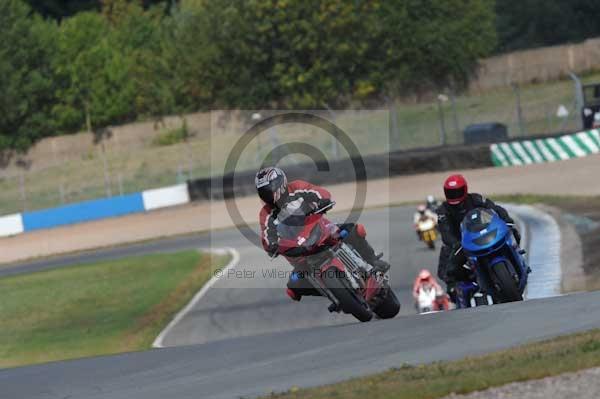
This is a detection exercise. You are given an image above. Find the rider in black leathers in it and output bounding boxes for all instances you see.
[436,174,521,299]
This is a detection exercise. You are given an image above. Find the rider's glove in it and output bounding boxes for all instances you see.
[316,198,333,213]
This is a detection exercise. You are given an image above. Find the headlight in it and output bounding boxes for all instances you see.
[473,229,497,246]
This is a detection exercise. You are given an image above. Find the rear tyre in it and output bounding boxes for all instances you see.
[374,289,401,319]
[322,270,373,322]
[474,294,488,306]
[492,262,522,303]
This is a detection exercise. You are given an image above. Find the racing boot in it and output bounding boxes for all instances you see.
[286,288,301,301]
[286,272,321,301]
[445,282,458,304]
[371,258,391,274]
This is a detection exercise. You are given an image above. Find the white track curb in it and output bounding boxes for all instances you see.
[152,247,240,348]
[504,204,562,299]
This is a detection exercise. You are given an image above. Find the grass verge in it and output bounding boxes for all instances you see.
[267,328,600,399]
[0,250,229,368]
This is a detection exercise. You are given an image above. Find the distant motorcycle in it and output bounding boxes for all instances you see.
[416,217,437,250]
[275,199,400,322]
[455,208,529,308]
[415,283,450,313]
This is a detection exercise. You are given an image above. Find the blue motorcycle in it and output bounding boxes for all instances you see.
[455,208,529,308]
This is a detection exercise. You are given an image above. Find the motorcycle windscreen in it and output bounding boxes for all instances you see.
[461,208,505,254]
[276,214,306,240]
[277,217,322,257]
[461,208,495,233]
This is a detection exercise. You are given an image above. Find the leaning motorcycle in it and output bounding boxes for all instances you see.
[455,208,529,308]
[275,199,400,322]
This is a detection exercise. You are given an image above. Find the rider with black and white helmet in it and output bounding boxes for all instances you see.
[255,166,390,301]
[426,195,438,212]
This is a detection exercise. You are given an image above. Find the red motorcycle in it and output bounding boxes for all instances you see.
[275,199,400,322]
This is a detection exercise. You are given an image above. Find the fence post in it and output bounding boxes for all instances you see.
[324,104,339,159]
[437,94,448,145]
[98,145,112,198]
[512,83,525,137]
[118,173,124,196]
[59,181,65,204]
[251,113,263,165]
[19,171,26,212]
[569,71,584,130]
[450,91,460,142]
[385,96,400,150]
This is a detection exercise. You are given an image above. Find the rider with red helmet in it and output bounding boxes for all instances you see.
[436,174,520,296]
[413,269,449,311]
[413,269,443,298]
[256,167,390,301]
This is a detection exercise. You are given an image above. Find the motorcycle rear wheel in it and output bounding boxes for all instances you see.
[322,270,373,322]
[474,294,488,306]
[492,262,523,302]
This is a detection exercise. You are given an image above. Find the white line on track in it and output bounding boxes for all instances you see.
[152,247,240,348]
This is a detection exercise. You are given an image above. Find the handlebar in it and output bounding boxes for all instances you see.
[313,201,336,215]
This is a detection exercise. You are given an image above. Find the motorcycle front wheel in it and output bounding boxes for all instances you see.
[322,270,373,322]
[491,262,523,303]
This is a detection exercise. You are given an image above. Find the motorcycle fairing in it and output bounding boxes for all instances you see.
[460,208,529,302]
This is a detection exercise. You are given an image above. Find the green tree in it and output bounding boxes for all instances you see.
[107,0,175,118]
[52,0,176,133]
[0,0,57,151]
[379,0,497,94]
[172,0,496,109]
[1,0,498,150]
[52,11,137,133]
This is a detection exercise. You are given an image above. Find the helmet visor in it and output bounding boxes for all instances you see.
[256,173,286,206]
[444,186,466,204]
[258,187,275,205]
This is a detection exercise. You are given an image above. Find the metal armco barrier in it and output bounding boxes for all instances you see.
[186,144,492,202]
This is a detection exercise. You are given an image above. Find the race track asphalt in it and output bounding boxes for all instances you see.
[2,206,599,399]
[3,291,600,399]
